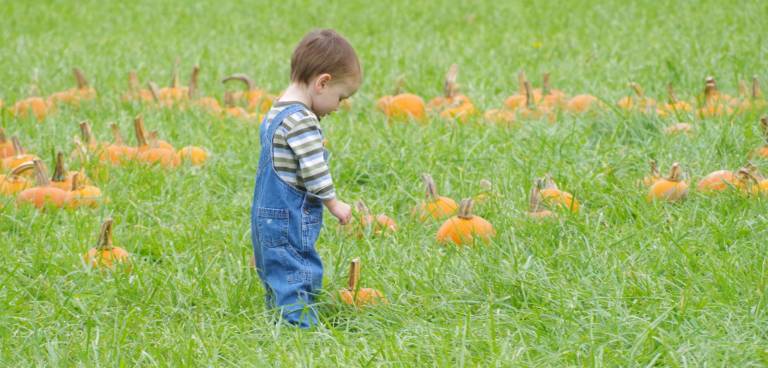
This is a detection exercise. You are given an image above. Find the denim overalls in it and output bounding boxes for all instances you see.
[251,104,325,328]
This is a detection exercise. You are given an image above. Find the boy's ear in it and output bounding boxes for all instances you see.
[315,73,332,90]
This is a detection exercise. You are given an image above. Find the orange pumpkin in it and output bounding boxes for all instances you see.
[377,93,427,122]
[0,128,14,158]
[177,146,209,166]
[566,94,599,114]
[157,61,190,106]
[696,169,738,193]
[136,130,180,169]
[47,68,97,107]
[16,160,71,209]
[83,218,130,270]
[657,84,693,117]
[504,71,534,110]
[697,77,735,118]
[352,200,397,235]
[221,91,252,119]
[412,173,458,221]
[647,162,688,202]
[528,179,554,219]
[100,123,137,165]
[617,82,656,113]
[338,258,387,307]
[0,161,35,196]
[1,137,39,171]
[11,96,50,121]
[427,64,477,122]
[436,198,495,245]
[49,152,88,190]
[222,74,273,113]
[483,108,516,125]
[538,175,580,212]
[68,172,101,208]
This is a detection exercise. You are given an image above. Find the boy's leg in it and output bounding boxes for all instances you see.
[261,245,320,329]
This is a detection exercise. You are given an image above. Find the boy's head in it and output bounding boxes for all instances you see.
[291,29,361,117]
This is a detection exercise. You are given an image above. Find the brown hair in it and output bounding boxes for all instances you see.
[290,29,361,85]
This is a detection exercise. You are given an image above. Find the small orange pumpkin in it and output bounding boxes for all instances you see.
[177,146,209,166]
[412,173,458,221]
[657,84,693,117]
[99,123,137,165]
[47,68,97,107]
[50,152,89,190]
[83,218,130,270]
[641,160,661,187]
[696,169,738,193]
[617,82,656,113]
[1,137,40,171]
[528,179,555,219]
[376,77,427,122]
[0,128,14,158]
[353,200,397,235]
[338,258,387,307]
[11,95,50,121]
[697,77,735,118]
[647,162,688,202]
[68,172,101,208]
[538,174,580,212]
[436,198,495,245]
[0,161,35,196]
[427,64,477,122]
[16,160,71,209]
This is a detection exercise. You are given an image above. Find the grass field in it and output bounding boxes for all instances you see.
[2,0,768,366]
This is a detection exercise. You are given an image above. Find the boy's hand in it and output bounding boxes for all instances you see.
[324,199,352,225]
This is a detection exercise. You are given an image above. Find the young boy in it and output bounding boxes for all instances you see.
[251,29,360,328]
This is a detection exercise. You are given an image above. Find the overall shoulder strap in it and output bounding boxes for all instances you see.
[263,104,307,139]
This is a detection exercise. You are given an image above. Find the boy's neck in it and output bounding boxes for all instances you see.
[278,82,313,110]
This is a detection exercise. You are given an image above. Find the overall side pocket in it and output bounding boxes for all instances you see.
[255,207,290,248]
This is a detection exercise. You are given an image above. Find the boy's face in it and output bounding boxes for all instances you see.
[310,73,360,118]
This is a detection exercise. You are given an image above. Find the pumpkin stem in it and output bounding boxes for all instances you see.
[222,74,255,91]
[667,162,682,182]
[96,218,114,250]
[79,121,95,146]
[753,76,762,99]
[0,128,6,144]
[70,172,79,191]
[524,81,534,109]
[147,82,161,102]
[51,152,67,182]
[649,160,660,177]
[188,65,200,99]
[541,174,559,190]
[110,123,125,145]
[704,77,717,104]
[347,257,361,291]
[542,73,551,95]
[128,71,139,91]
[421,173,439,200]
[31,160,51,187]
[629,82,644,97]
[134,116,148,147]
[354,200,371,216]
[10,161,35,177]
[73,68,89,89]
[457,198,475,219]
[529,180,544,212]
[443,64,459,98]
[393,75,406,95]
[224,91,236,108]
[759,116,768,144]
[11,136,25,156]
[170,58,180,88]
[667,84,678,104]
[517,70,527,95]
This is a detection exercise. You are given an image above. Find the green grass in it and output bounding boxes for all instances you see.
[2,0,768,365]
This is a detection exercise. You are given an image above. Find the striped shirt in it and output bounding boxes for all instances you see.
[266,101,335,200]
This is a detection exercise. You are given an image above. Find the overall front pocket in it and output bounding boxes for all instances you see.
[255,207,290,248]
